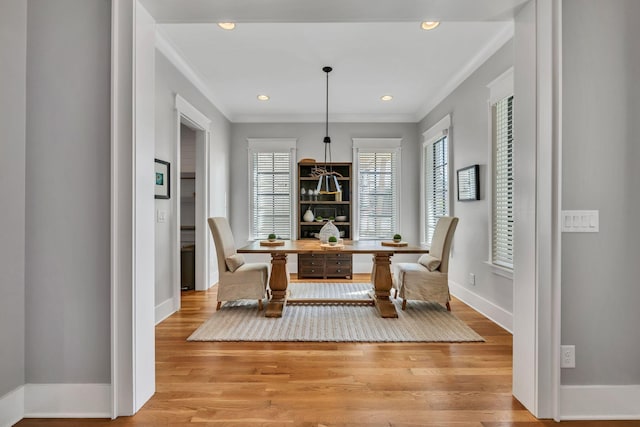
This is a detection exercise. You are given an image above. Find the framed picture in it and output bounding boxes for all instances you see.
[155,159,170,199]
[457,164,480,201]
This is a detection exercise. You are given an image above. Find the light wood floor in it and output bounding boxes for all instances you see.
[17,275,639,427]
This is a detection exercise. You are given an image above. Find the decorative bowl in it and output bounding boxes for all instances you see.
[335,215,347,221]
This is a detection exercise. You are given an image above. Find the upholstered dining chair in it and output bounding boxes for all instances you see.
[392,216,459,311]
[208,217,269,310]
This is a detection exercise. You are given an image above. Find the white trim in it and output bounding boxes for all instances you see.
[415,23,514,121]
[156,29,232,121]
[483,261,514,280]
[0,386,24,427]
[560,385,640,420]
[175,94,211,129]
[234,113,417,123]
[449,280,513,333]
[487,67,514,104]
[421,114,451,145]
[155,297,176,325]
[23,384,111,419]
[352,137,402,149]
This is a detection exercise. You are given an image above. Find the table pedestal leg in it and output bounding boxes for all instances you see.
[372,253,398,318]
[265,253,289,317]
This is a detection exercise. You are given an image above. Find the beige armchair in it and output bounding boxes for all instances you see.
[393,216,459,311]
[208,217,269,310]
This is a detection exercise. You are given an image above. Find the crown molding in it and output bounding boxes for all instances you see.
[414,22,514,122]
[155,29,233,121]
[233,113,417,123]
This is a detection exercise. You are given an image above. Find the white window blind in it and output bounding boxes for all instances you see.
[250,151,293,240]
[424,135,449,245]
[357,151,399,239]
[492,95,514,268]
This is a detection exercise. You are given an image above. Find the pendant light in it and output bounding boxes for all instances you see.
[310,66,342,194]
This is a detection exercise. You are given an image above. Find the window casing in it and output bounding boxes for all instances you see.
[353,138,401,240]
[423,134,449,245]
[491,95,514,269]
[248,139,296,240]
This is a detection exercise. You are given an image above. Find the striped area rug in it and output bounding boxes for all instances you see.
[187,282,484,342]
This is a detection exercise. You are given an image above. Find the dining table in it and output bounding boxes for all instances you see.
[237,239,430,318]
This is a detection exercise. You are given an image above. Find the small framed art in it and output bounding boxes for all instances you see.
[155,159,170,199]
[457,164,480,201]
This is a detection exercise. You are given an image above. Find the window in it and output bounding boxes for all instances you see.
[421,115,451,245]
[492,95,514,269]
[488,68,514,270]
[248,139,296,240]
[353,138,401,240]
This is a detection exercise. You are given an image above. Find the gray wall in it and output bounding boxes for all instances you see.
[0,0,27,396]
[25,0,111,383]
[155,51,232,306]
[561,0,640,385]
[418,40,514,314]
[229,122,420,255]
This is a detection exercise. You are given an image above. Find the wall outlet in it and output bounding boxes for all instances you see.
[468,273,476,286]
[157,210,167,223]
[561,345,575,368]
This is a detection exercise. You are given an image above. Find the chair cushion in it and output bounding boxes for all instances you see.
[417,254,441,272]
[225,254,245,272]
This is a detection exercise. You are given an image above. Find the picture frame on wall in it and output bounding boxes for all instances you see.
[155,158,170,199]
[457,164,480,201]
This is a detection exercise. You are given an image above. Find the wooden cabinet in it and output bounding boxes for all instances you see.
[298,253,352,279]
[297,162,352,279]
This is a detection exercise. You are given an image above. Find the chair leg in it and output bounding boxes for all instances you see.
[216,301,222,311]
[393,288,398,299]
[258,299,263,311]
[446,301,451,311]
[402,299,407,311]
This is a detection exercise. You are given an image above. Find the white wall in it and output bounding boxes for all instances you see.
[154,51,232,307]
[418,40,515,321]
[229,122,419,271]
[561,0,640,386]
[0,0,27,398]
[24,0,111,384]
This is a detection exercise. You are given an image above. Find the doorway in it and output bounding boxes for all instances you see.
[179,124,197,293]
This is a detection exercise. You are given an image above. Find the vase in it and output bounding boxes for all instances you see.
[319,220,339,243]
[303,209,315,223]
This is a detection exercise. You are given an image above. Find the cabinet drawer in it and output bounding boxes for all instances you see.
[299,266,325,277]
[325,265,352,277]
[325,253,351,260]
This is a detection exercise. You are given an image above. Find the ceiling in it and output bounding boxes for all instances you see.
[143,0,526,122]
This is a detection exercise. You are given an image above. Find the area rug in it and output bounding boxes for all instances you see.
[187,282,484,342]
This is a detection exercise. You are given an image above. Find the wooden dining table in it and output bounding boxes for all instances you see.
[237,239,429,318]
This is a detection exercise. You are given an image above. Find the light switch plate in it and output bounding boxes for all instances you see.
[157,210,167,223]
[561,210,598,232]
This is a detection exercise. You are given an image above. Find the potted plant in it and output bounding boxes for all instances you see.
[328,235,338,246]
[393,234,402,243]
[268,233,277,242]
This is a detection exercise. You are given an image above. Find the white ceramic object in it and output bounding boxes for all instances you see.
[303,209,315,222]
[335,215,347,222]
[319,220,340,243]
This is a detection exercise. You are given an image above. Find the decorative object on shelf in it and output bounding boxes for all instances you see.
[310,66,342,195]
[303,208,315,223]
[393,234,402,243]
[299,158,316,164]
[300,188,306,200]
[318,220,339,243]
[335,215,347,222]
[268,233,277,242]
[154,158,170,199]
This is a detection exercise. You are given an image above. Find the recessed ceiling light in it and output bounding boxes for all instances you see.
[381,95,393,101]
[420,21,440,31]
[257,94,270,101]
[217,22,236,30]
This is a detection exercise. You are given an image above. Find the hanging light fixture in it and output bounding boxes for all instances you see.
[310,66,342,195]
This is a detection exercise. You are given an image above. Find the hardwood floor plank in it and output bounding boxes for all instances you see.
[15,274,636,426]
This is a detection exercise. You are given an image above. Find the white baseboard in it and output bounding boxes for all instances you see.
[155,297,176,325]
[449,280,513,333]
[0,386,24,427]
[24,383,111,418]
[560,385,640,420]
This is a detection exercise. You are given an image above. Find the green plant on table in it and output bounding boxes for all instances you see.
[393,234,402,242]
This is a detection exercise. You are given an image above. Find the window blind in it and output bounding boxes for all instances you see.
[492,95,514,268]
[357,151,398,239]
[424,135,449,244]
[251,151,292,240]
